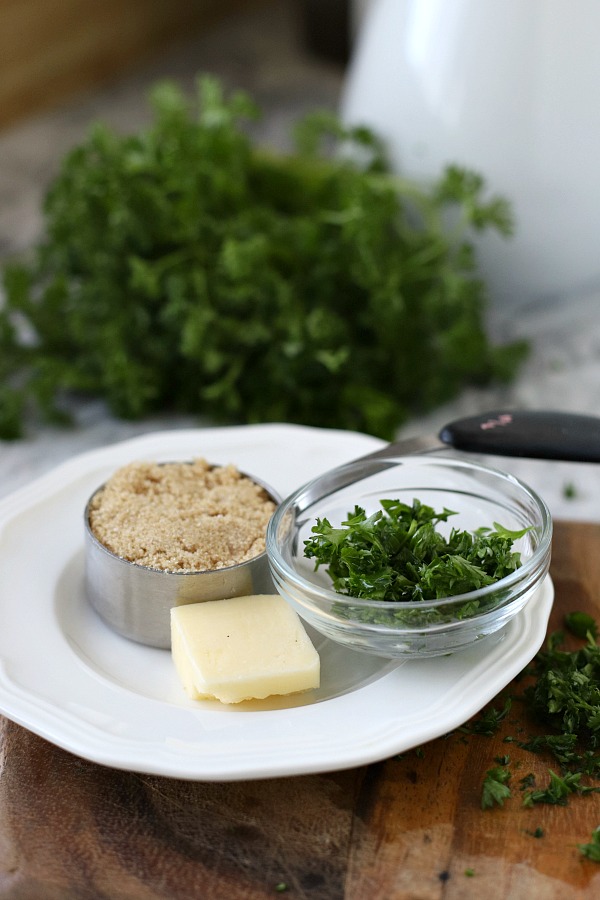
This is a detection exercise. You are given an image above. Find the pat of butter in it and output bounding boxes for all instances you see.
[170,594,320,704]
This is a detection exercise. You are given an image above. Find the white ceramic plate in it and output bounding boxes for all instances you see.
[0,424,554,781]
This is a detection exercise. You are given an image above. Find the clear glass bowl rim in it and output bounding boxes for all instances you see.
[266,454,553,612]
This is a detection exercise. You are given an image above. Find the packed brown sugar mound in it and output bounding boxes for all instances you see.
[88,459,276,572]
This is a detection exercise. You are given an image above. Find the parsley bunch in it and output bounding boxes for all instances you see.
[304,498,527,608]
[0,75,526,440]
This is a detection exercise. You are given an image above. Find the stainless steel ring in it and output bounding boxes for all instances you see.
[84,466,281,649]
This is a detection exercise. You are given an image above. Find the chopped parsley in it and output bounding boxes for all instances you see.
[579,828,600,862]
[460,699,513,736]
[467,613,600,861]
[522,770,590,807]
[522,630,600,773]
[564,611,598,640]
[481,767,512,809]
[304,499,528,621]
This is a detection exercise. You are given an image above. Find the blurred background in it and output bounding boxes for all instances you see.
[1,0,600,520]
[0,0,350,257]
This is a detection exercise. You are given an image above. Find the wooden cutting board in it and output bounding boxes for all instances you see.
[1,520,599,899]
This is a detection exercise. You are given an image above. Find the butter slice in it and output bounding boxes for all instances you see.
[170,594,320,704]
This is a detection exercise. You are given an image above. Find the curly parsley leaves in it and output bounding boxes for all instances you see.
[564,610,598,640]
[0,75,527,440]
[579,828,600,862]
[523,629,600,771]
[460,698,513,736]
[304,498,527,605]
[465,612,600,861]
[481,767,512,809]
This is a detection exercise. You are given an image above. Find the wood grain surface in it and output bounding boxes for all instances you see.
[1,520,600,899]
[0,0,262,130]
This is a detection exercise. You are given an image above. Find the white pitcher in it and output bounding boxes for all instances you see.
[342,0,600,314]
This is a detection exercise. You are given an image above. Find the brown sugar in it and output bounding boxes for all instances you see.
[87,458,277,573]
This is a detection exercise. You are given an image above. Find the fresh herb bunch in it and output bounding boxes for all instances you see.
[0,75,527,440]
[303,498,527,605]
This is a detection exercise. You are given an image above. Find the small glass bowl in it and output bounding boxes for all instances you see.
[266,455,552,659]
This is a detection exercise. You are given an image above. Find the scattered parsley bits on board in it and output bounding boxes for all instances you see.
[579,828,600,862]
[460,699,513,736]
[481,767,512,809]
[564,610,598,640]
[0,75,527,441]
[464,610,600,861]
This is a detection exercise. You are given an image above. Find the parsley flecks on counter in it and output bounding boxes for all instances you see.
[465,612,600,862]
[303,498,528,603]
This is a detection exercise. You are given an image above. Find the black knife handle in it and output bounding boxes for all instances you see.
[439,410,600,462]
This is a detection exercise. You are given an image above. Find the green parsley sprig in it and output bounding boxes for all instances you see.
[466,612,600,861]
[579,828,600,862]
[304,498,527,614]
[523,630,600,770]
[481,766,512,809]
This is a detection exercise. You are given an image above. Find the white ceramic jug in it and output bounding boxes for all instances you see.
[342,0,600,314]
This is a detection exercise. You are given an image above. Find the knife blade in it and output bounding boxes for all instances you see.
[361,410,600,463]
[294,410,600,510]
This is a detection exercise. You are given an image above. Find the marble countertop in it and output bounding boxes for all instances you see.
[2,0,600,525]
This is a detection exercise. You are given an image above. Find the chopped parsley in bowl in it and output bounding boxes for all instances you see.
[266,455,552,658]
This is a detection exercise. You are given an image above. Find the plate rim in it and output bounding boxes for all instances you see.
[0,424,554,780]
